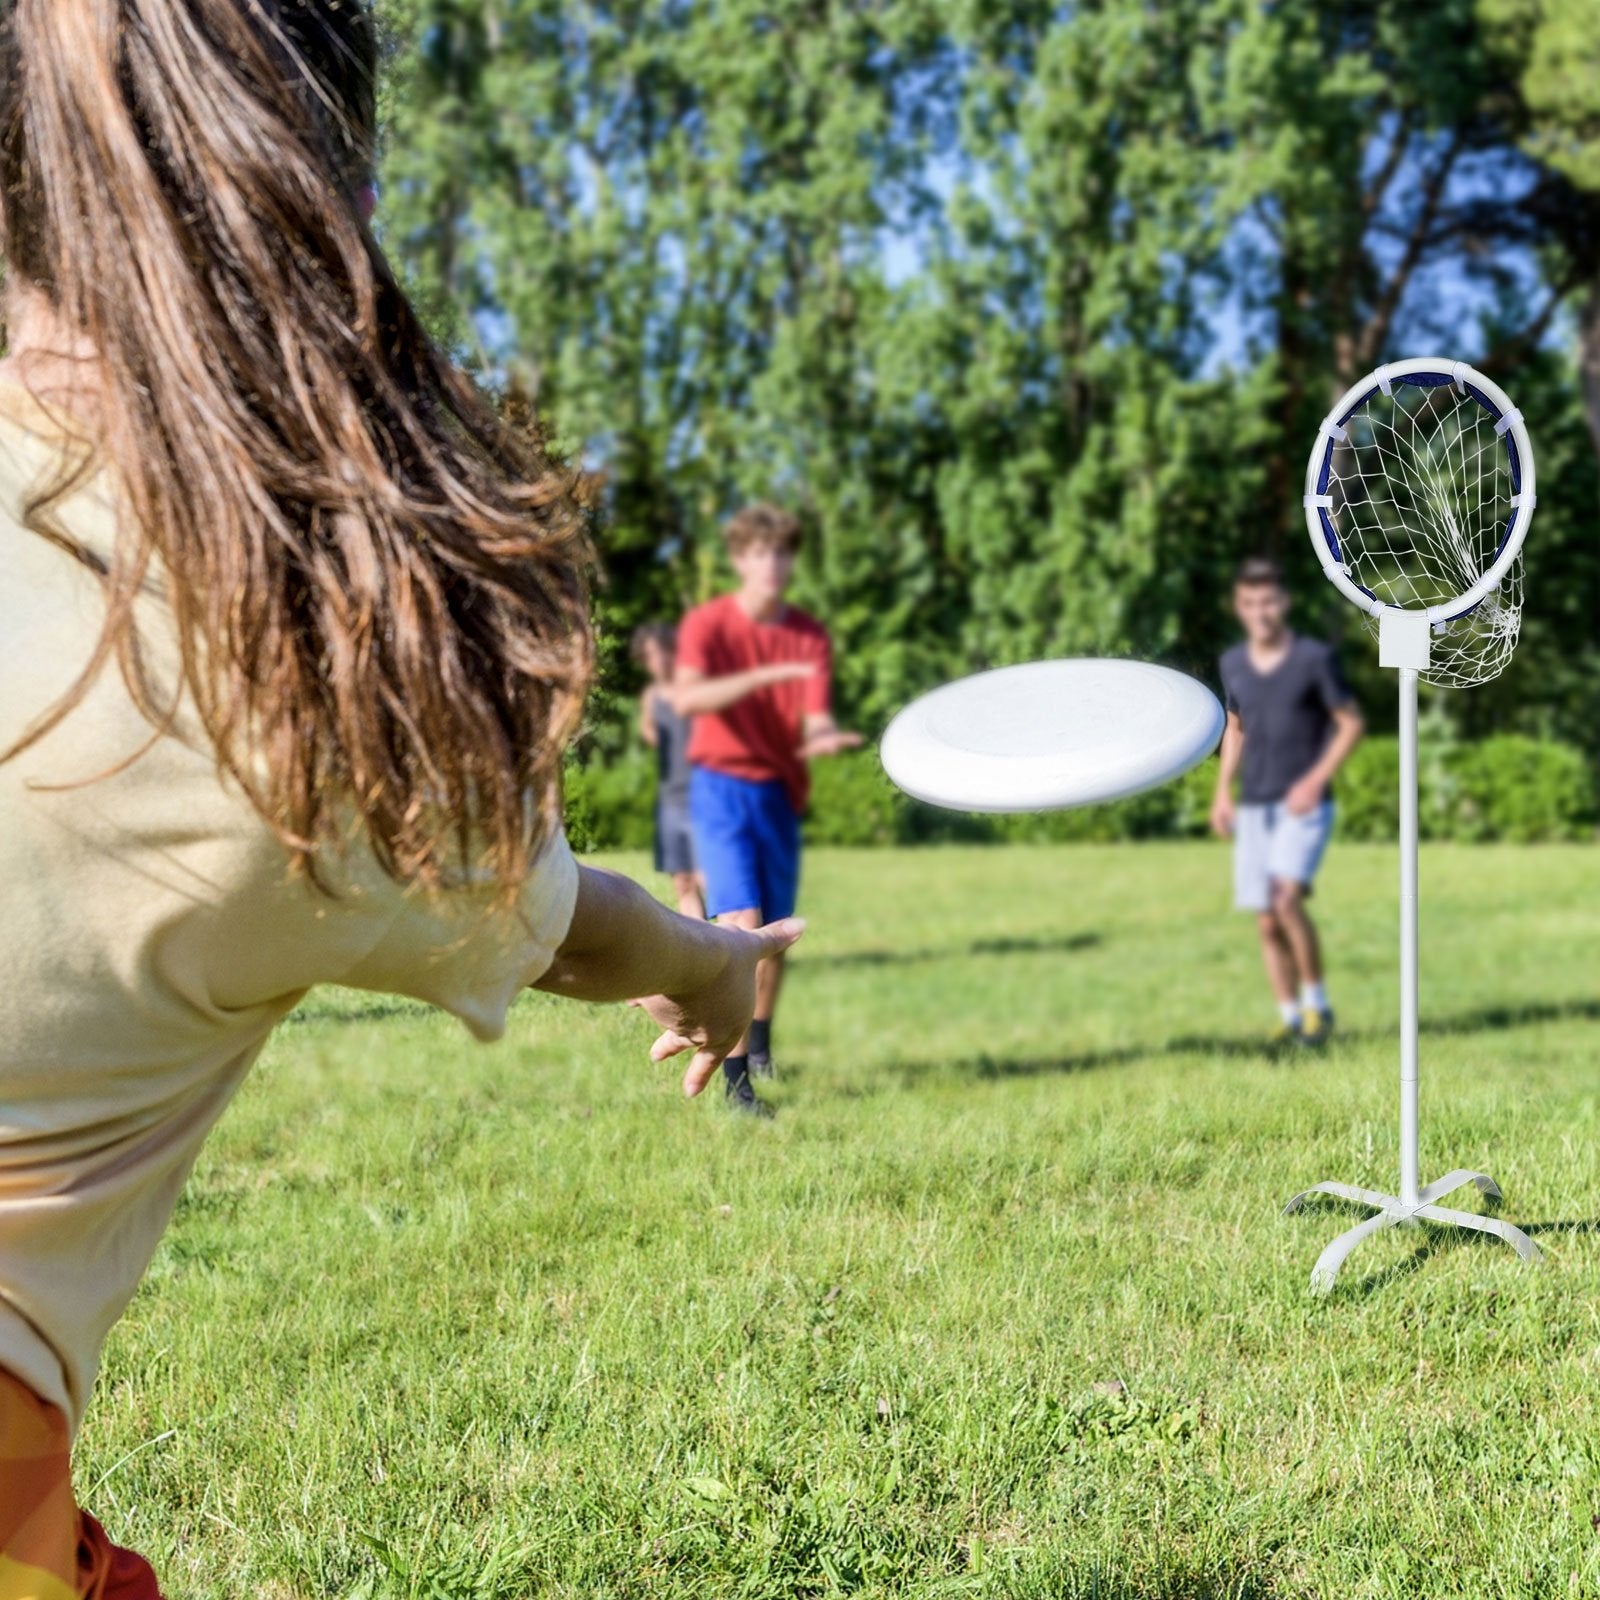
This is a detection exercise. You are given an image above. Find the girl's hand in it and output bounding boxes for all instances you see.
[632,918,805,1095]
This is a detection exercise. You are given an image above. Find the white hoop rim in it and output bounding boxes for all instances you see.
[1302,357,1537,623]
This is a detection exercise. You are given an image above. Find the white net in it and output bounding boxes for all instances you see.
[1320,377,1523,687]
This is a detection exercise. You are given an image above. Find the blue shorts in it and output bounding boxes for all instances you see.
[689,767,801,922]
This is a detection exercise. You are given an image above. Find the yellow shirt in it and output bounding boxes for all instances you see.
[0,381,578,1430]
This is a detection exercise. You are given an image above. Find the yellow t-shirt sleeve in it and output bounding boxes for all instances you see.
[335,831,580,1041]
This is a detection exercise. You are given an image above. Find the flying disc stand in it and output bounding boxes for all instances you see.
[1283,611,1541,1293]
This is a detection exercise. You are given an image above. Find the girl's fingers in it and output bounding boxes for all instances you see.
[650,1030,694,1063]
[682,1049,722,1098]
[754,917,805,961]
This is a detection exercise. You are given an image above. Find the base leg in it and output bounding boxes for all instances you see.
[1284,1180,1404,1216]
[1309,1209,1396,1296]
[1416,1170,1502,1208]
[1285,1168,1540,1294]
[1415,1202,1541,1262]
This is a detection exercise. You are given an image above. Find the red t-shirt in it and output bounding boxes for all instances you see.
[677,594,833,811]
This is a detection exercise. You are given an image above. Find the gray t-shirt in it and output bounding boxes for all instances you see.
[653,693,693,805]
[1219,635,1353,805]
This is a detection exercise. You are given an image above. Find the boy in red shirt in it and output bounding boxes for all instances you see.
[674,505,861,1110]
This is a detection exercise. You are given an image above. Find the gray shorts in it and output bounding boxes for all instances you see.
[655,795,697,877]
[1234,800,1334,911]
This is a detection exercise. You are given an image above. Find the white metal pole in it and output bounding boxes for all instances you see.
[1397,667,1420,1210]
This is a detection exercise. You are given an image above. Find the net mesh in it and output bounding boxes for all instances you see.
[1323,379,1522,687]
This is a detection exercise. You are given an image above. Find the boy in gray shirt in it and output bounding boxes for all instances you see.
[1210,558,1365,1045]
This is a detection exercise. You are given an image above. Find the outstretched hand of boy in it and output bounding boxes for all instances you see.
[797,715,863,761]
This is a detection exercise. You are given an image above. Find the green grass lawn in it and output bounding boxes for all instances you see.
[79,842,1600,1600]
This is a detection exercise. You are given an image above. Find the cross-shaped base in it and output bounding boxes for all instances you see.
[1284,1169,1541,1295]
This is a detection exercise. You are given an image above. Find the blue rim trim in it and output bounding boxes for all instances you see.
[1314,370,1520,621]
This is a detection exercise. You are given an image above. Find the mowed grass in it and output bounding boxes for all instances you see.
[78,841,1600,1600]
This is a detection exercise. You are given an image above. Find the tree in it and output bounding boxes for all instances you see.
[377,1,962,745]
[1479,0,1600,465]
[372,0,1599,762]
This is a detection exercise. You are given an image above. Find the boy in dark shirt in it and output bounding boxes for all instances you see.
[1211,558,1365,1045]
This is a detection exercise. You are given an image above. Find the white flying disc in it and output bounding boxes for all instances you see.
[880,658,1224,813]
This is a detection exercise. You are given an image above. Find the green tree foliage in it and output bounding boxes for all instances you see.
[1479,0,1600,480]
[364,2,1599,760]
[1481,0,1600,188]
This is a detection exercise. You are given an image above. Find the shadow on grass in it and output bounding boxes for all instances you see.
[287,981,1594,1054]
[902,995,1600,1083]
[1170,996,1600,1060]
[1422,997,1600,1036]
[807,931,1101,969]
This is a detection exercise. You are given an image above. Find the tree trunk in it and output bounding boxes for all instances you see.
[1267,246,1310,558]
[1578,279,1600,497]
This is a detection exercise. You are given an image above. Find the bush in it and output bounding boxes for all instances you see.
[1333,734,1595,843]
[994,785,1174,843]
[1171,756,1222,838]
[806,753,911,846]
[1452,736,1596,842]
[563,738,1595,851]
[1334,739,1403,842]
[563,749,656,853]
[811,751,1223,845]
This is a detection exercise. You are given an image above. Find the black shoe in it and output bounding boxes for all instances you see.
[748,1050,776,1080]
[724,1070,772,1117]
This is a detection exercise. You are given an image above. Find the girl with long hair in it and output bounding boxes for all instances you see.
[0,3,797,1592]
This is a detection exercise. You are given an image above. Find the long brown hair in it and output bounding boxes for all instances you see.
[0,0,593,893]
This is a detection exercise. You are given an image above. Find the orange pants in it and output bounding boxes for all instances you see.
[1,1370,162,1600]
